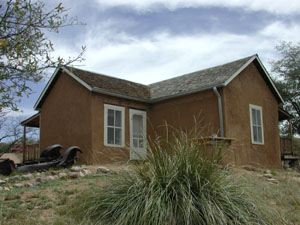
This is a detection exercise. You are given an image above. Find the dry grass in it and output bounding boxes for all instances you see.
[0,164,299,224]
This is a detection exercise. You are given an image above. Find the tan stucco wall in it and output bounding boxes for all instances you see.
[148,90,220,139]
[40,72,92,164]
[39,62,281,168]
[90,93,149,164]
[222,62,281,168]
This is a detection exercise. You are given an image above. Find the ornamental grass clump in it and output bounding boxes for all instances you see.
[73,128,272,225]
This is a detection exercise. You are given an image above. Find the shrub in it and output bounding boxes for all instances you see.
[70,128,272,225]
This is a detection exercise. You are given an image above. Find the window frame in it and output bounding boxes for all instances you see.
[249,104,264,145]
[104,104,125,147]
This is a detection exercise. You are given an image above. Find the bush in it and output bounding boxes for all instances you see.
[70,128,273,225]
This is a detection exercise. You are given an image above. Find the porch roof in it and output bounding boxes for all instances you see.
[21,113,40,128]
[278,108,293,121]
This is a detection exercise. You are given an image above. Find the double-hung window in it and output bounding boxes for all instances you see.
[249,104,264,145]
[104,104,125,147]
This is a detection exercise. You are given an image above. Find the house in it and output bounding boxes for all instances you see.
[22,54,288,168]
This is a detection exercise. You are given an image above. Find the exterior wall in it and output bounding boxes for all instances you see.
[148,90,220,139]
[222,62,281,168]
[90,93,149,164]
[39,62,281,168]
[40,72,92,164]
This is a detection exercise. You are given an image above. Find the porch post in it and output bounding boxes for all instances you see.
[23,126,26,163]
[289,119,293,155]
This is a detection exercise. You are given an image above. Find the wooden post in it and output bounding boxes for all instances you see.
[23,126,26,164]
[289,119,293,155]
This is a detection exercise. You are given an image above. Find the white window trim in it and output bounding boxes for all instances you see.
[104,104,125,147]
[249,104,264,145]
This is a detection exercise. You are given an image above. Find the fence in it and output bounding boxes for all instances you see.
[280,137,293,155]
[23,144,40,162]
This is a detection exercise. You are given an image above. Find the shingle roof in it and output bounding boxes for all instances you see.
[66,67,151,100]
[34,54,284,110]
[149,55,253,100]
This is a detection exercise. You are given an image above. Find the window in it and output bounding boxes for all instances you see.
[104,104,125,147]
[249,104,264,145]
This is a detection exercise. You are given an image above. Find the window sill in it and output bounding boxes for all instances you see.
[251,142,264,145]
[104,143,125,148]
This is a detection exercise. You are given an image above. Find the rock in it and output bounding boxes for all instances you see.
[22,174,34,179]
[69,172,79,179]
[71,166,81,172]
[79,171,85,177]
[33,182,41,186]
[82,169,92,176]
[242,165,257,172]
[36,172,41,176]
[36,177,47,183]
[12,175,21,180]
[0,179,7,185]
[58,172,68,179]
[97,166,110,174]
[13,183,24,188]
[4,187,10,191]
[267,178,278,184]
[263,173,273,178]
[53,175,59,180]
[0,187,3,191]
[46,176,56,181]
[24,183,34,187]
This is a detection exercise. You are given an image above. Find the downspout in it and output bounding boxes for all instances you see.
[213,87,224,137]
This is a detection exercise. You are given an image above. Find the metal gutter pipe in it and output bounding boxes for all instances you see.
[213,87,224,137]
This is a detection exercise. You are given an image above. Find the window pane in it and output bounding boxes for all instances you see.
[257,127,262,143]
[133,139,138,148]
[133,114,143,138]
[108,109,114,126]
[256,110,261,126]
[139,139,144,148]
[253,126,258,142]
[251,109,257,125]
[115,111,121,127]
[107,127,114,144]
[115,128,121,145]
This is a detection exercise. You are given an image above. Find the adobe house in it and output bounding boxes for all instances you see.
[22,54,289,168]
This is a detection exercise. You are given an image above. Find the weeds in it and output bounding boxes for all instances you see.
[69,127,273,225]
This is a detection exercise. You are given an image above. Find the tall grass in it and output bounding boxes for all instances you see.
[70,127,273,225]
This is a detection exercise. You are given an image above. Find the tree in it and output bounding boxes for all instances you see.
[0,112,39,152]
[0,0,85,111]
[271,41,300,135]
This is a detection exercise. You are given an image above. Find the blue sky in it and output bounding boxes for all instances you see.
[14,0,300,117]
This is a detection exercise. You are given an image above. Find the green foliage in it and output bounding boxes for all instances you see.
[271,41,300,135]
[0,0,85,111]
[69,129,272,225]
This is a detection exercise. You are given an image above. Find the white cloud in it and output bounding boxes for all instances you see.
[94,0,300,15]
[7,107,37,118]
[53,20,295,84]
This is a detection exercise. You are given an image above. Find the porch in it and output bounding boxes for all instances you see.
[20,113,40,164]
[278,108,299,167]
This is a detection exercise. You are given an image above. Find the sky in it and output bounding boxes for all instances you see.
[15,0,300,117]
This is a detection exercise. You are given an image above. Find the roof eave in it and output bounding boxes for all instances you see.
[223,54,285,104]
[92,87,150,103]
[150,84,224,103]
